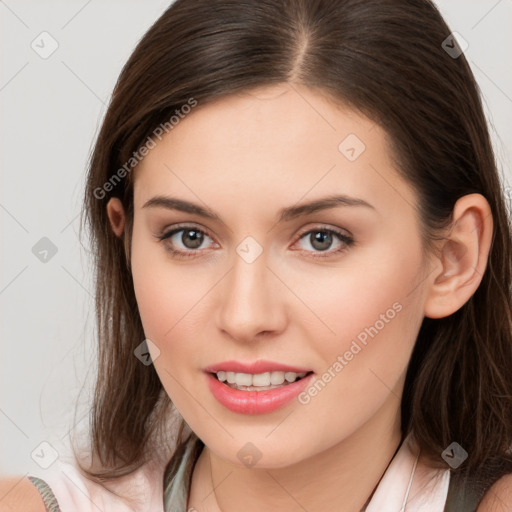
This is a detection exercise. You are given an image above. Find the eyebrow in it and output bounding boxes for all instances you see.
[142,194,375,223]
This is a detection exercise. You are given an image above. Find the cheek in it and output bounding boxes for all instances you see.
[130,226,211,357]
[130,243,215,416]
[289,236,424,351]
[287,237,425,407]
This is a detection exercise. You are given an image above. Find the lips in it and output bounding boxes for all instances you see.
[203,360,312,374]
[206,371,315,414]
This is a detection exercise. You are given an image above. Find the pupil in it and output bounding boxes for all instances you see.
[311,231,332,251]
[183,229,203,249]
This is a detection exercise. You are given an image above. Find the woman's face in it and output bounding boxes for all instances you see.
[127,83,433,467]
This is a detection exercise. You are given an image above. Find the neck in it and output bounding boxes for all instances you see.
[188,392,403,512]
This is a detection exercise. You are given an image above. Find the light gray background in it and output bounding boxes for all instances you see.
[1,0,511,477]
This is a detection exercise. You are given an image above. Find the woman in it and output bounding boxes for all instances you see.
[3,0,512,510]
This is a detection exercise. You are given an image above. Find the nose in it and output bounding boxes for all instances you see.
[215,245,287,343]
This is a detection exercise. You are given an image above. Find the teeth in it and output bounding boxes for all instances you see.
[216,370,307,387]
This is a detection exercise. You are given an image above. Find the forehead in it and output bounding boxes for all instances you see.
[148,83,374,157]
[132,83,416,218]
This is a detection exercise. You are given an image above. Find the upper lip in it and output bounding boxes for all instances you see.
[204,360,313,374]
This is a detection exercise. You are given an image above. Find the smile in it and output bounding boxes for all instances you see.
[206,371,315,414]
[214,370,309,390]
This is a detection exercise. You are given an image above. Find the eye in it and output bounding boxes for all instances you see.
[156,224,217,259]
[293,226,354,258]
[156,224,354,260]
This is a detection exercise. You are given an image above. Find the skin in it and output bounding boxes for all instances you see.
[106,82,493,512]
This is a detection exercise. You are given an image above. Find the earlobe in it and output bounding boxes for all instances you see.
[106,197,126,238]
[424,194,493,319]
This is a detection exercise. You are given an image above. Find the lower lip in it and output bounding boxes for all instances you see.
[206,372,315,414]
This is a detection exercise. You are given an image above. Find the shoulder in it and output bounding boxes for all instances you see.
[476,473,512,512]
[0,476,47,512]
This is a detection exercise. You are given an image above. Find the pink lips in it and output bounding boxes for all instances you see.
[204,360,314,415]
[203,359,312,374]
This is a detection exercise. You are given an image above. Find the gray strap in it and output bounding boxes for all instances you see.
[27,476,62,512]
[443,471,484,512]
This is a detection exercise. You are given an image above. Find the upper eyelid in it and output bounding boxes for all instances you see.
[159,223,352,246]
[161,223,215,240]
[295,224,352,238]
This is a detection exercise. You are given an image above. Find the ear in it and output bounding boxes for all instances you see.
[106,197,126,237]
[423,193,493,319]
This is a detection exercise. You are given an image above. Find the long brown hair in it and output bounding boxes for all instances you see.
[76,0,512,503]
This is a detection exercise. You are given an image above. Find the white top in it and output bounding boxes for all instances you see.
[28,432,450,511]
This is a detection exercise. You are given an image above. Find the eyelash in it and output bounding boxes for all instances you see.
[156,223,355,260]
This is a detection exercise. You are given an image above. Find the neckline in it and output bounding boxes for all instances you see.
[359,436,411,511]
[163,431,447,512]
